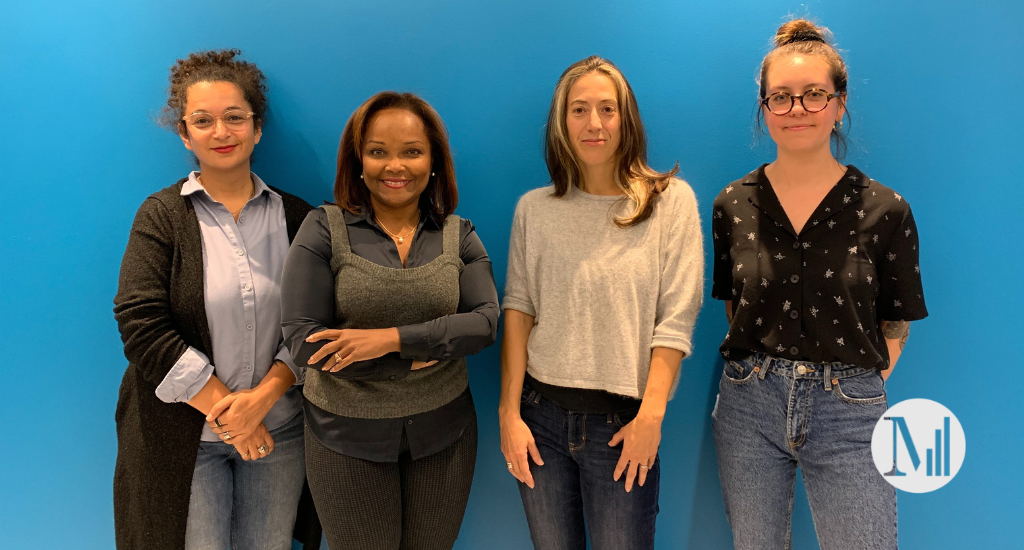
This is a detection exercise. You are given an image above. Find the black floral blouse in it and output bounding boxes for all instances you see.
[711,164,928,371]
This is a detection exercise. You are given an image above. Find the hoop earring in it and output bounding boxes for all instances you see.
[834,119,844,131]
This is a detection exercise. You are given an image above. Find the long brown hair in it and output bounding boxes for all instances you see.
[545,56,677,228]
[334,92,458,220]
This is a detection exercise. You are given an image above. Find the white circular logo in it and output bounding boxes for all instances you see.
[870,398,965,493]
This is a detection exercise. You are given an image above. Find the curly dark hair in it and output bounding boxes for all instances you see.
[159,49,268,134]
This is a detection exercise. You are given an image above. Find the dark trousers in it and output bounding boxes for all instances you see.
[305,417,477,550]
[517,385,660,550]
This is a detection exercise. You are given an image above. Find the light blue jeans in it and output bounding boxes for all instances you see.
[712,353,897,550]
[184,412,306,550]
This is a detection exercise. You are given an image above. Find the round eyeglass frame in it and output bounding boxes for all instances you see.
[760,89,843,115]
[181,110,255,130]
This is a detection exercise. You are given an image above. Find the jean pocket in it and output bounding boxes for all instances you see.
[722,359,758,385]
[833,371,887,405]
[612,407,641,428]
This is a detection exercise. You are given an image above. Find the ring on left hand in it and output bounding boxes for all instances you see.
[214,417,223,428]
[222,432,232,441]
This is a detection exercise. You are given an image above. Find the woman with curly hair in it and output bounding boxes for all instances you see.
[113,49,316,550]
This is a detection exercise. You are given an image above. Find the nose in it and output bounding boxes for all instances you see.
[211,117,231,138]
[587,108,603,130]
[385,155,404,172]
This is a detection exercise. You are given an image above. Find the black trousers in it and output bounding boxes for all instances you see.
[305,417,477,550]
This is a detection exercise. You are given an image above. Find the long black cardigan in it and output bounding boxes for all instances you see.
[112,179,320,550]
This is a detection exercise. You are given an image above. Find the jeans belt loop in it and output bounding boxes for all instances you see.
[823,363,833,391]
[758,354,770,380]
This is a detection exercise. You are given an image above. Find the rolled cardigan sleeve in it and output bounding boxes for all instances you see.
[114,197,199,387]
[281,209,411,381]
[650,181,704,357]
[397,219,500,362]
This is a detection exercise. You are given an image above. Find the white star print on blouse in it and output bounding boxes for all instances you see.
[783,300,791,312]
[825,269,833,278]
[747,232,756,240]
[834,296,844,306]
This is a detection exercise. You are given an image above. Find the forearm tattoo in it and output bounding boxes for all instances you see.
[882,320,911,350]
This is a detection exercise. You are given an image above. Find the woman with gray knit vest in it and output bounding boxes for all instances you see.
[499,56,704,550]
[280,91,500,550]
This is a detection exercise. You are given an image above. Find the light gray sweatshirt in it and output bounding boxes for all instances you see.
[503,179,704,398]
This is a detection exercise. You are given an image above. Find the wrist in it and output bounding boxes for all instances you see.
[499,402,522,421]
[637,403,666,423]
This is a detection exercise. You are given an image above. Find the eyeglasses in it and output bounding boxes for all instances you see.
[761,89,842,115]
[182,109,255,130]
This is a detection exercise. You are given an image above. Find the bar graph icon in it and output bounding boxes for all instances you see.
[872,399,964,493]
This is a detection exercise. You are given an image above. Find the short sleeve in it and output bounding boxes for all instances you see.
[876,204,928,322]
[710,197,734,300]
[502,198,535,316]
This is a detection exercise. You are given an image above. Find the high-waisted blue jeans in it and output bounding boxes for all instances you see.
[184,412,306,550]
[712,353,897,550]
[517,384,660,550]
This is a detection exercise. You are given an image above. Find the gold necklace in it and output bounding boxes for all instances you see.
[375,215,416,244]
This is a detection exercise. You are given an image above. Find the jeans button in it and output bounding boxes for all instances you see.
[796,365,807,375]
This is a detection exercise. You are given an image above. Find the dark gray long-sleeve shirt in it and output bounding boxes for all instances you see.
[281,207,499,461]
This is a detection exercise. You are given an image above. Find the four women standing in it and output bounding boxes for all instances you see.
[114,18,926,550]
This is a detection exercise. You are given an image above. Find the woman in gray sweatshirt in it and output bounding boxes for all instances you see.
[498,55,704,550]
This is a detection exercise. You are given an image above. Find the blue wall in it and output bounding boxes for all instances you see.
[2,0,1022,548]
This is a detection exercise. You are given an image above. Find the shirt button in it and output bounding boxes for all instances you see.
[796,365,807,375]
[244,365,253,371]
[789,310,799,319]
[390,375,397,381]
[790,346,800,356]
[790,274,800,283]
[236,250,244,256]
[246,324,253,330]
[238,217,245,225]
[244,284,252,291]
[792,241,800,250]
[407,419,413,425]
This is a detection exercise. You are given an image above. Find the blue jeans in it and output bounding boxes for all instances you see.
[184,412,306,550]
[712,353,897,550]
[517,385,659,550]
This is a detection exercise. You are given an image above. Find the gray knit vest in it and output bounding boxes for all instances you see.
[303,205,468,419]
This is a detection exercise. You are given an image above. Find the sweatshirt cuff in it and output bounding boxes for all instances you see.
[155,347,215,403]
[650,335,693,358]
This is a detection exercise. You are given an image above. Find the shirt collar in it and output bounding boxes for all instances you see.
[180,171,278,199]
[742,164,869,189]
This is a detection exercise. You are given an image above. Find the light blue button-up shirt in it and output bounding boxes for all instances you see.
[156,172,303,441]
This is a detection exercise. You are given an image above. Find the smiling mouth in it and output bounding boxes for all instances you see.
[581,139,606,146]
[212,145,237,153]
[785,125,814,131]
[381,179,411,189]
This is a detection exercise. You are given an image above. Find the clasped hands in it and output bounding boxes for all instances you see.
[206,389,275,461]
[306,328,436,372]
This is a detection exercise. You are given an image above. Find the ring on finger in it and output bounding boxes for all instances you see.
[334,351,344,363]
[214,417,223,428]
[258,444,269,455]
[222,432,232,441]
[506,461,514,470]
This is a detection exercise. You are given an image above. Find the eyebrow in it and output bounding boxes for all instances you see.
[769,83,828,92]
[188,106,246,113]
[366,140,425,145]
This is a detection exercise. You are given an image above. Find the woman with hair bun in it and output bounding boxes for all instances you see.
[500,56,704,549]
[113,49,316,549]
[710,20,927,549]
